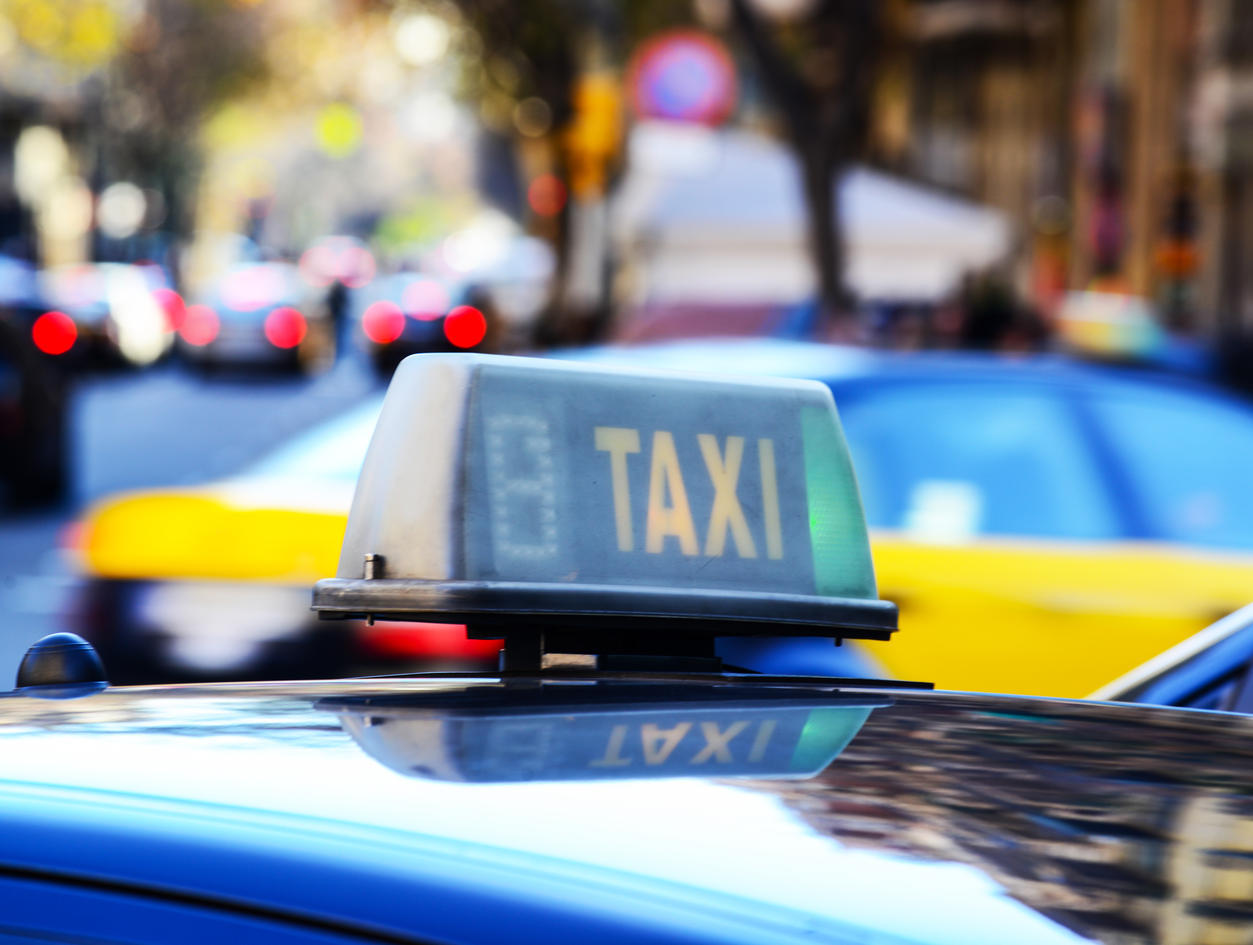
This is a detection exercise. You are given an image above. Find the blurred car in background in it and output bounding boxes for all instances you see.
[0,253,50,336]
[39,262,173,369]
[0,310,69,509]
[456,233,555,351]
[0,253,71,507]
[175,261,335,374]
[73,339,1253,694]
[348,270,496,376]
[71,397,500,682]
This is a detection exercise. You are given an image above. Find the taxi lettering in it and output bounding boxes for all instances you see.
[594,427,784,560]
[589,719,779,768]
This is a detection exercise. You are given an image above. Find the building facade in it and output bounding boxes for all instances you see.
[877,0,1253,339]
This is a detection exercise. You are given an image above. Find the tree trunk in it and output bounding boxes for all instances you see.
[725,0,873,341]
[532,139,576,347]
[797,136,853,337]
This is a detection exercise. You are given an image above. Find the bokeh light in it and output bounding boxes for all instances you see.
[300,238,375,289]
[31,311,77,355]
[12,0,119,66]
[299,245,337,288]
[221,265,285,312]
[362,300,406,344]
[179,305,220,346]
[152,289,186,332]
[528,173,567,217]
[97,182,147,239]
[264,307,307,349]
[14,126,68,203]
[339,245,377,289]
[444,305,486,348]
[111,269,169,366]
[43,178,94,242]
[315,103,363,159]
[512,97,552,138]
[393,12,450,66]
[402,278,451,320]
[441,214,512,274]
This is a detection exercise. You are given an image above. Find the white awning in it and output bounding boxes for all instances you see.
[614,122,1013,304]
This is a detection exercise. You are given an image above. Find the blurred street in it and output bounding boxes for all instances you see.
[0,352,378,680]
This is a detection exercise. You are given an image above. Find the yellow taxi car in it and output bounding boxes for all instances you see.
[72,398,501,682]
[72,339,1253,696]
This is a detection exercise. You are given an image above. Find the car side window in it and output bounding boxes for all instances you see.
[837,384,1120,540]
[1088,386,1253,549]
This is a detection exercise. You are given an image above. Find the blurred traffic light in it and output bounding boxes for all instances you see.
[563,73,622,198]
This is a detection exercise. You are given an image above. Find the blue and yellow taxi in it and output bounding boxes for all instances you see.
[74,340,1253,696]
[7,353,1253,944]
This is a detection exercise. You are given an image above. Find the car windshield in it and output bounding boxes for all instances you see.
[838,383,1121,541]
[1089,386,1253,549]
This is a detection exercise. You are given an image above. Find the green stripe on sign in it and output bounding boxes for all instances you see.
[801,405,877,599]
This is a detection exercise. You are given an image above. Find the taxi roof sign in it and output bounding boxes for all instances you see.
[313,353,896,643]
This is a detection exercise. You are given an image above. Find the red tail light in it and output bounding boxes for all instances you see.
[179,305,220,346]
[444,305,487,349]
[31,311,77,355]
[356,621,503,660]
[264,306,307,349]
[152,288,186,331]
[362,301,405,344]
[528,173,567,217]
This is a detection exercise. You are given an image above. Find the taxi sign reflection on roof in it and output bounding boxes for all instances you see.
[318,684,887,782]
[313,353,896,642]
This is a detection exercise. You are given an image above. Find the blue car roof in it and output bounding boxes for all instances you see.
[551,337,1227,398]
[0,680,1249,945]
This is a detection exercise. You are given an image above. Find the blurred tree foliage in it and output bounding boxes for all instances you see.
[448,0,879,340]
[453,0,579,134]
[101,0,271,242]
[1,0,123,68]
[451,0,695,125]
[449,0,693,343]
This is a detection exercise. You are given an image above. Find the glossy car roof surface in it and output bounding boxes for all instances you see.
[2,677,1249,945]
[557,337,1241,400]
